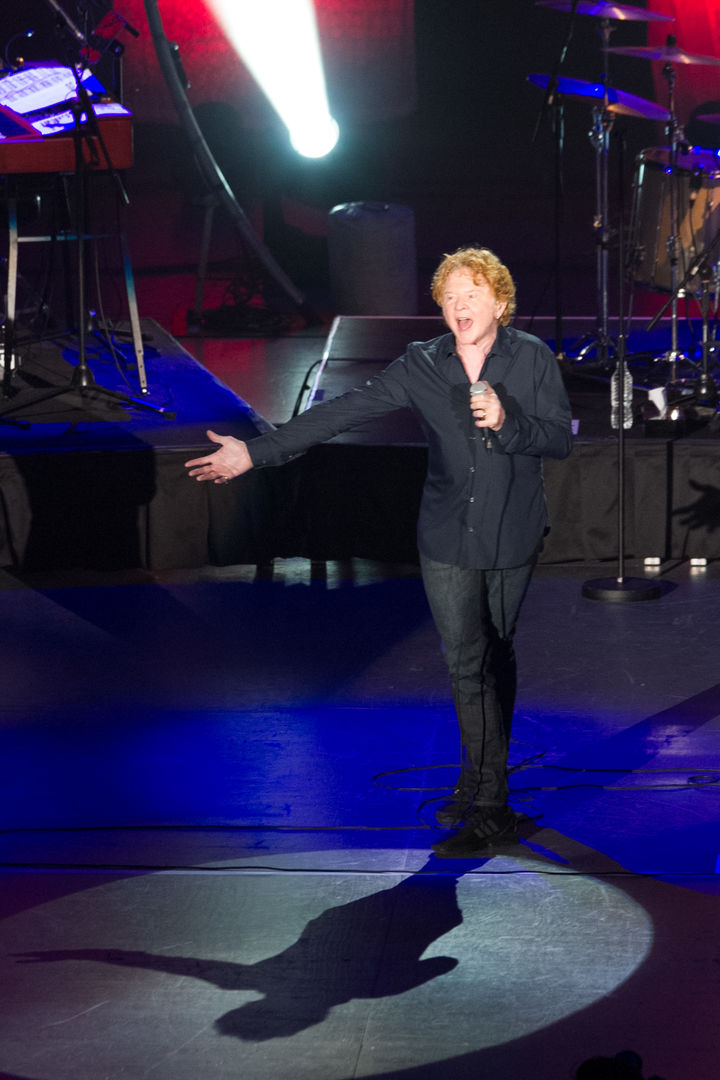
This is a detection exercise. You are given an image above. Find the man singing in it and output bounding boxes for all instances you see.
[185,247,573,857]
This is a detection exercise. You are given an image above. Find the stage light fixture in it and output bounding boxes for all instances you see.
[206,0,339,158]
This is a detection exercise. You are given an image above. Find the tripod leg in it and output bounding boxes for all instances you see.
[119,227,147,393]
[2,186,18,397]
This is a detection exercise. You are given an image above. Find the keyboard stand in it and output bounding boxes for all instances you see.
[2,174,147,398]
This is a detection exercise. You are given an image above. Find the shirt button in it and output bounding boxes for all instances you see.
[469,497,475,503]
[468,526,474,533]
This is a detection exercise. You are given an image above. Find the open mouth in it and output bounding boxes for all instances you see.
[457,318,472,332]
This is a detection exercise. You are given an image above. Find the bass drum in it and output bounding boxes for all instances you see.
[628,146,720,292]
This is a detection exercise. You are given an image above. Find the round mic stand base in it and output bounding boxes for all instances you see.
[582,576,663,602]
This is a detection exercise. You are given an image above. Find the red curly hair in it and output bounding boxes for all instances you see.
[431,247,516,326]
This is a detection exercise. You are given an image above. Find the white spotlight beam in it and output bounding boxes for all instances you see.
[143,0,313,316]
[207,0,339,158]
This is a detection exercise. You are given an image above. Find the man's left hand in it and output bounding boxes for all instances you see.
[470,385,505,432]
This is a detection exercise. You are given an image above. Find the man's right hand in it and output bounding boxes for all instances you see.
[184,430,254,484]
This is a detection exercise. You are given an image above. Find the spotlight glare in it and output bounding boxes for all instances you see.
[291,115,339,159]
[207,0,339,158]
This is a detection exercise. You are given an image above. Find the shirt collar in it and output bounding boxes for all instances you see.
[442,323,513,366]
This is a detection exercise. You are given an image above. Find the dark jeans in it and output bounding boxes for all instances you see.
[420,555,536,808]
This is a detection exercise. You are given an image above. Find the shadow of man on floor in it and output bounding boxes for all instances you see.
[14,855,481,1041]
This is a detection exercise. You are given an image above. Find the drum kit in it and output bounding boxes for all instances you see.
[531,0,720,418]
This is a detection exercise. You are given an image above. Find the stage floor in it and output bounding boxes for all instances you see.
[0,556,719,1080]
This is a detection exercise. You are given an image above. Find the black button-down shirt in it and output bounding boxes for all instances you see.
[247,324,573,568]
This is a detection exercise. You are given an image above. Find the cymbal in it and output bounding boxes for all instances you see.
[608,42,720,66]
[528,73,670,120]
[536,1,674,20]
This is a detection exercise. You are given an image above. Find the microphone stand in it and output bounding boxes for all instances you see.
[43,0,88,50]
[583,127,662,603]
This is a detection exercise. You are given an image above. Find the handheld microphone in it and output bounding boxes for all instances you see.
[470,380,491,445]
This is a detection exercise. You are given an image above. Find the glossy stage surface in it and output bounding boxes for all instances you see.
[1,554,718,1080]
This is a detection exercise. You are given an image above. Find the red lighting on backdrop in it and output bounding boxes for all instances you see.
[122,0,415,128]
[648,0,720,124]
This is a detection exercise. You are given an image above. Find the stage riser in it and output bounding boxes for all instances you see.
[267,440,720,565]
[0,450,284,572]
[2,430,719,572]
[2,310,720,572]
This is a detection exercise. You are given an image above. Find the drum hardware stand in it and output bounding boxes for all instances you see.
[552,93,568,363]
[646,224,720,415]
[657,58,686,386]
[696,254,719,407]
[605,35,720,382]
[576,19,618,369]
[531,0,582,364]
[543,86,569,364]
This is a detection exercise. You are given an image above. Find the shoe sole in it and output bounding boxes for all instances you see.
[435,807,472,826]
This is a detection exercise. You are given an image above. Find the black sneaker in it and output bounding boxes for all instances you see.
[435,788,476,826]
[432,805,518,858]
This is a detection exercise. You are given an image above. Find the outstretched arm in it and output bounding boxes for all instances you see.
[185,430,254,484]
[186,356,413,479]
